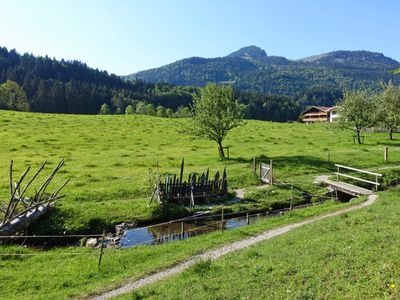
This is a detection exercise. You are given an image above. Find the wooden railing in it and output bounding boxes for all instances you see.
[335,164,382,191]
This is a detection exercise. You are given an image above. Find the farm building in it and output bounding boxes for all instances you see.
[300,106,339,124]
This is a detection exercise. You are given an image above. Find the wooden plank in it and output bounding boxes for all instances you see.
[335,172,381,186]
[335,164,382,177]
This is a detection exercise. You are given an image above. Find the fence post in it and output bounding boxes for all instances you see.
[221,205,224,232]
[336,165,339,182]
[252,157,256,176]
[269,160,273,185]
[246,212,249,225]
[289,184,294,215]
[98,230,105,267]
[181,222,184,239]
[384,146,388,162]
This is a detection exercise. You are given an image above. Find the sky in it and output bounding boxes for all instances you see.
[1,0,399,75]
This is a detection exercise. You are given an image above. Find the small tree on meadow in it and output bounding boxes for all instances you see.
[376,81,400,140]
[188,83,245,158]
[156,105,167,117]
[165,108,174,118]
[145,103,156,116]
[0,80,30,111]
[125,104,134,114]
[135,101,146,114]
[99,103,112,114]
[337,90,376,144]
[174,106,191,118]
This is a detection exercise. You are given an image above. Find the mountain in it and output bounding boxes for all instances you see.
[126,47,400,95]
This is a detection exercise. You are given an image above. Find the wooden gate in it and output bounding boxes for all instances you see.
[260,162,272,184]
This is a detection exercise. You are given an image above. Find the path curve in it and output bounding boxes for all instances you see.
[91,194,377,300]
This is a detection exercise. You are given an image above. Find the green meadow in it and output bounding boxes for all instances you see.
[0,200,364,299]
[1,110,400,299]
[1,110,400,233]
[123,188,400,300]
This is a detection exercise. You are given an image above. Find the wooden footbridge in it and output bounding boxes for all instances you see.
[315,164,382,197]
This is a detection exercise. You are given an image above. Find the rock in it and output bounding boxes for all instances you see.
[115,222,137,236]
[86,238,97,248]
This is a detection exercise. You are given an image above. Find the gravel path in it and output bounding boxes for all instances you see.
[91,194,377,300]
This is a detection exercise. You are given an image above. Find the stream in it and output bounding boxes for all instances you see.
[120,212,273,248]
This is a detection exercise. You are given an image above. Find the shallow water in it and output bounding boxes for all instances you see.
[120,214,262,248]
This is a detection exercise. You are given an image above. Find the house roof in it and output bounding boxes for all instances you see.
[301,106,338,115]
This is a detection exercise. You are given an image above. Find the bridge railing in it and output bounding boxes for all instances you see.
[335,164,382,191]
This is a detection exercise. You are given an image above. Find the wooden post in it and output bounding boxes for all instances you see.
[246,212,249,225]
[98,230,105,267]
[384,146,388,162]
[269,160,273,185]
[221,205,224,232]
[190,190,195,208]
[289,184,294,215]
[252,157,256,176]
[179,158,184,184]
[180,222,184,239]
[336,165,339,182]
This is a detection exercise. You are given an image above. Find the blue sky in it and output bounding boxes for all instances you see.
[1,0,399,75]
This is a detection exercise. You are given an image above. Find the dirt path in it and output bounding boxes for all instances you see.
[91,194,377,300]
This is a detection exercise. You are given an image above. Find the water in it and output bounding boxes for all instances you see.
[120,214,262,248]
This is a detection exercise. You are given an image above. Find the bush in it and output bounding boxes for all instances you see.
[99,103,112,114]
[125,104,134,114]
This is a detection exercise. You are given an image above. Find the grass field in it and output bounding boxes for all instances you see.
[1,110,400,233]
[1,110,400,299]
[0,199,364,299]
[120,187,400,300]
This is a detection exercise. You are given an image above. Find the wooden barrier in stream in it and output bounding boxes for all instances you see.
[149,159,228,207]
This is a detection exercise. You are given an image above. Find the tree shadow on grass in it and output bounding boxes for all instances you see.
[228,154,336,175]
[376,140,400,147]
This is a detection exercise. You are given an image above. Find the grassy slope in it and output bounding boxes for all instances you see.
[122,188,400,300]
[1,110,399,233]
[0,200,362,300]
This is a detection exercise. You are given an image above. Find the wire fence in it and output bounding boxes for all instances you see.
[0,177,341,259]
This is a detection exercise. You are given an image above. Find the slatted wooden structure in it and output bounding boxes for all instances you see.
[150,159,228,207]
[317,164,382,197]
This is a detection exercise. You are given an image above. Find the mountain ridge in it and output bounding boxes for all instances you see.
[126,46,400,95]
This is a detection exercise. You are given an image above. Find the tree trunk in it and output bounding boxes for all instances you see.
[217,141,225,159]
[356,129,362,144]
[389,128,393,140]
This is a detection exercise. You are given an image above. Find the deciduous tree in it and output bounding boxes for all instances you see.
[0,80,30,111]
[188,83,245,158]
[376,81,400,140]
[99,103,112,114]
[337,90,376,144]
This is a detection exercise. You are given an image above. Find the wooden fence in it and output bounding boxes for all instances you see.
[151,159,228,207]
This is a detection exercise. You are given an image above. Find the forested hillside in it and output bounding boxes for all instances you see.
[128,46,400,95]
[2,46,395,122]
[0,47,194,114]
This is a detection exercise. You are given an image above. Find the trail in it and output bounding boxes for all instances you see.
[91,194,377,300]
